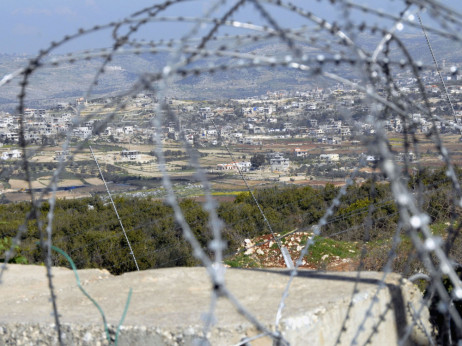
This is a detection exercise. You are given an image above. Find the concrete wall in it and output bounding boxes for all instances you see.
[0,265,430,345]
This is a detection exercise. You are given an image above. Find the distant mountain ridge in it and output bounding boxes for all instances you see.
[0,33,459,110]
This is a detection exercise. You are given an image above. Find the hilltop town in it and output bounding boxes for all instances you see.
[0,62,461,200]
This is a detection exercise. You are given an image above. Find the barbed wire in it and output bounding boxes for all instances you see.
[1,0,462,344]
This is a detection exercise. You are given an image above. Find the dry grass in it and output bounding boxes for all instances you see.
[9,178,83,189]
[83,177,104,185]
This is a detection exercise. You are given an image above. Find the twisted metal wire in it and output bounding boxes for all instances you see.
[1,0,462,344]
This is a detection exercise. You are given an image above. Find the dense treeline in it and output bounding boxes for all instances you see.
[0,167,458,274]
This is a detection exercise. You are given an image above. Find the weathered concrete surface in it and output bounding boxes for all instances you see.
[0,264,430,345]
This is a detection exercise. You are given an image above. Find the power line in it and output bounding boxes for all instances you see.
[89,145,139,271]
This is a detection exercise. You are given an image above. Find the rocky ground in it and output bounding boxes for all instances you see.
[228,232,360,271]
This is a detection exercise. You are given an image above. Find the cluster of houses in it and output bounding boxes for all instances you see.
[0,71,460,148]
[0,65,461,171]
[216,152,292,173]
[215,150,345,173]
[0,107,140,145]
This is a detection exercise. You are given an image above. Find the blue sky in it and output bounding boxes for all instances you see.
[2,0,461,55]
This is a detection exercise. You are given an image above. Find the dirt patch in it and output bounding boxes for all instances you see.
[9,178,85,190]
[229,232,360,271]
[84,177,104,185]
[45,178,83,187]
[9,179,42,189]
[3,183,137,202]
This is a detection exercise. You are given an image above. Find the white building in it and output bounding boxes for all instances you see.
[294,148,308,157]
[397,152,416,162]
[319,153,339,162]
[270,154,290,172]
[121,150,140,161]
[73,127,92,139]
[123,126,134,135]
[103,127,112,136]
[1,150,22,160]
[54,151,70,161]
[216,161,251,172]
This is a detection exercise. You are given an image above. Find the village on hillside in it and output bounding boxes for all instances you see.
[0,63,462,200]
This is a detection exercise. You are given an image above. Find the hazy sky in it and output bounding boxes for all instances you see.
[2,0,461,55]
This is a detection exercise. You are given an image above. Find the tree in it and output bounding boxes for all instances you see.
[250,153,265,169]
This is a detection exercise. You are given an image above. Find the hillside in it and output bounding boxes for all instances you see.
[1,32,460,110]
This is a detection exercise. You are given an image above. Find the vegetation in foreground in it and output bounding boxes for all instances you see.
[0,168,459,277]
